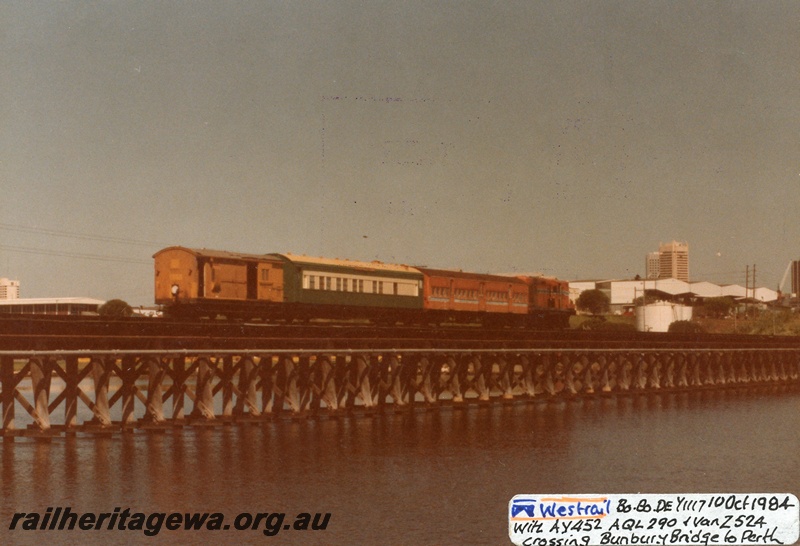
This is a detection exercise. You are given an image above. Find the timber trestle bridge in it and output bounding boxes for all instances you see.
[1,316,799,438]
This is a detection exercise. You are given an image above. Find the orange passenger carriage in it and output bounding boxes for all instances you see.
[415,267,529,316]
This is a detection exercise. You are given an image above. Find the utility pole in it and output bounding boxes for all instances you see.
[746,265,750,319]
[745,264,757,319]
[641,281,647,332]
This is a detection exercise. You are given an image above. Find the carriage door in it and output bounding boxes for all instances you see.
[197,259,206,297]
[258,263,284,302]
[247,263,258,300]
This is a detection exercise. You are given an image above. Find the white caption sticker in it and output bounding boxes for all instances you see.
[509,494,799,546]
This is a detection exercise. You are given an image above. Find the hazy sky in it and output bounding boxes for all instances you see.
[2,1,799,305]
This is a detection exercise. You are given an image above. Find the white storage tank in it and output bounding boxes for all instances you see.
[635,301,693,332]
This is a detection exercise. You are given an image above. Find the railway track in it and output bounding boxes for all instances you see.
[1,314,799,351]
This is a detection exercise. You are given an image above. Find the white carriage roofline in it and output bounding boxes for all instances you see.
[281,253,419,274]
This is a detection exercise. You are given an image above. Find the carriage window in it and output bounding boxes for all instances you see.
[393,282,398,295]
[309,276,315,290]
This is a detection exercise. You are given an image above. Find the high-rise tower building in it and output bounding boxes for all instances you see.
[0,278,20,300]
[658,241,689,282]
[645,252,660,279]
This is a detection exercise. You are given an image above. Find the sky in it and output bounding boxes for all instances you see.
[2,1,799,305]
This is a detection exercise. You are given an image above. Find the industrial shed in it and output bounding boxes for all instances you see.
[570,278,778,314]
[0,297,105,315]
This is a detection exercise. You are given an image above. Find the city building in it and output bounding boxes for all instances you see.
[0,278,20,300]
[645,252,660,279]
[658,241,689,282]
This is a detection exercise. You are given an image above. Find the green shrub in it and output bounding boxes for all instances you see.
[98,299,134,317]
[577,317,606,330]
[668,320,705,334]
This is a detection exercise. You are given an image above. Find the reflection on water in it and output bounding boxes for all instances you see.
[2,388,799,545]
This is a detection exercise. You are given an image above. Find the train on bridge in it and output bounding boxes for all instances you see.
[154,247,574,328]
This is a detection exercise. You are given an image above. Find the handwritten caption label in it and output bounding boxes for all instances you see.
[509,494,799,546]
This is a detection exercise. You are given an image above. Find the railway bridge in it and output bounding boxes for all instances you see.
[1,317,799,437]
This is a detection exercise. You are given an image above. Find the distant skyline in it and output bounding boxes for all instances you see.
[2,1,799,305]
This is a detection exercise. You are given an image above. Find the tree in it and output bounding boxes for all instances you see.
[98,299,134,317]
[575,289,610,315]
[632,290,665,307]
[701,296,735,318]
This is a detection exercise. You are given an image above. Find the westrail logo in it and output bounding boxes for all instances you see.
[510,499,538,519]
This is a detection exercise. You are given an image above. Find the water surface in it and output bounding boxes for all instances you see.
[1,388,798,545]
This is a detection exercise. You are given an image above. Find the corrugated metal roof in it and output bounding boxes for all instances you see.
[576,278,779,304]
[721,285,747,298]
[0,297,105,306]
[688,282,724,298]
[414,266,529,284]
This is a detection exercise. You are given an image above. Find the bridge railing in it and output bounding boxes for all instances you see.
[2,348,799,436]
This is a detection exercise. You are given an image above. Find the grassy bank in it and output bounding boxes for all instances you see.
[695,310,800,336]
[569,310,800,336]
[569,314,636,331]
